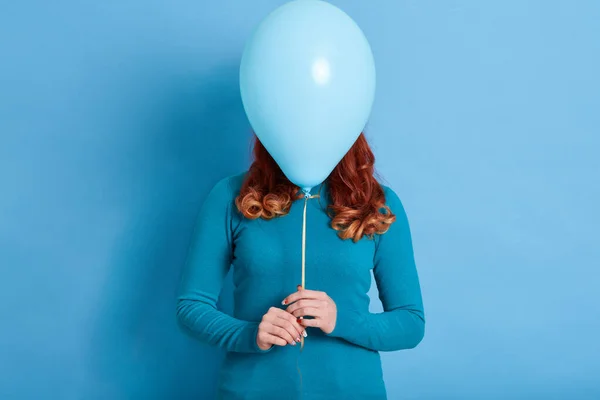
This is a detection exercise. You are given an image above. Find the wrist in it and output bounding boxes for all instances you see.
[324,305,359,339]
[250,322,274,353]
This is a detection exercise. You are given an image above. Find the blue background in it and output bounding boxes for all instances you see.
[1,1,599,399]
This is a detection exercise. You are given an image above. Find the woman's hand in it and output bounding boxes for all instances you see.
[256,306,307,351]
[281,285,337,334]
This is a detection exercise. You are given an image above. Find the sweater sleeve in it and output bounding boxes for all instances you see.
[325,186,425,352]
[176,176,272,354]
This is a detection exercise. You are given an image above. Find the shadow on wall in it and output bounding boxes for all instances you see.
[86,64,252,399]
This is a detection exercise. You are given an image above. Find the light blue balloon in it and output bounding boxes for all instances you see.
[240,0,376,191]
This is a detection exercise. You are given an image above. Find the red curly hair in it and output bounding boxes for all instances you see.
[235,133,396,242]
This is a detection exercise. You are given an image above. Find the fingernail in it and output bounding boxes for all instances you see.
[281,299,287,305]
[291,341,296,346]
[297,318,302,324]
[296,336,301,342]
[302,330,307,337]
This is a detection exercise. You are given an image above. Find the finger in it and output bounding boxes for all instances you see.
[284,299,324,315]
[258,322,288,347]
[282,289,327,305]
[265,322,298,345]
[261,332,288,347]
[290,307,324,319]
[265,307,305,335]
[276,311,305,337]
[298,317,322,328]
[263,306,292,322]
[275,315,304,345]
[266,306,288,317]
[272,316,303,343]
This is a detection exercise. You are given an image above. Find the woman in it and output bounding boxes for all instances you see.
[177,133,425,400]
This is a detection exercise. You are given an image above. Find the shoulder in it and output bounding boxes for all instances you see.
[375,181,411,243]
[378,182,406,216]
[199,172,248,232]
[206,171,248,203]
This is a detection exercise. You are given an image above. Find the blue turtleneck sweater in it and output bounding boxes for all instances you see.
[177,172,425,400]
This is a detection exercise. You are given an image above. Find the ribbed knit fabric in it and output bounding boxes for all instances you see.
[177,172,425,400]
